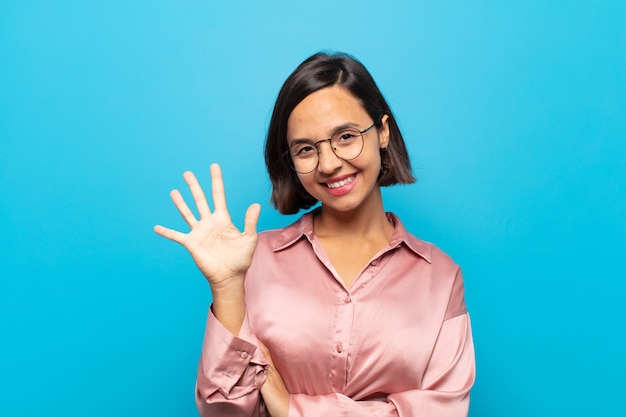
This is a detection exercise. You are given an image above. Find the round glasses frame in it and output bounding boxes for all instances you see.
[285,123,376,174]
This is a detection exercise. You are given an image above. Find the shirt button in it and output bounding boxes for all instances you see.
[371,259,380,266]
[344,295,351,303]
[336,343,343,353]
[240,351,248,359]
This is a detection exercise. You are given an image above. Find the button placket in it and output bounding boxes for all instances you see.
[331,289,354,390]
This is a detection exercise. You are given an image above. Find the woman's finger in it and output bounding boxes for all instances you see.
[183,171,211,218]
[244,203,261,236]
[153,224,187,245]
[170,189,198,227]
[209,163,228,213]
[258,341,275,366]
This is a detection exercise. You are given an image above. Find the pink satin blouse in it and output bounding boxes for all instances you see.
[195,212,475,417]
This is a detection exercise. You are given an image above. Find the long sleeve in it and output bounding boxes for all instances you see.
[287,313,475,417]
[195,309,268,417]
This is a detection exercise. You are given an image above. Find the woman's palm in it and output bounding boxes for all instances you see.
[154,165,260,289]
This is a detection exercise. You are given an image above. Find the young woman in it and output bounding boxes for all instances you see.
[155,52,475,417]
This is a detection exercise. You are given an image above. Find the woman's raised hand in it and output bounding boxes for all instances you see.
[154,164,261,291]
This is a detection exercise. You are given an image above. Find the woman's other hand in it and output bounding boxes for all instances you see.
[259,342,290,417]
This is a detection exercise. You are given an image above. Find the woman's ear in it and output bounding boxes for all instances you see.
[378,114,390,149]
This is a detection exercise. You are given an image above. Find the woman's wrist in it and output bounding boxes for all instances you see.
[211,279,246,335]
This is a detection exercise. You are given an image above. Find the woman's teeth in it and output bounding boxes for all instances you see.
[326,175,355,189]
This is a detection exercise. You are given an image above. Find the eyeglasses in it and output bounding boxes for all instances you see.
[285,123,376,174]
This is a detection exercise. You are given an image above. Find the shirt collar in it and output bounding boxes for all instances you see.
[272,210,432,263]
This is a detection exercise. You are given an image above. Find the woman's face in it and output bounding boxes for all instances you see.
[286,85,389,214]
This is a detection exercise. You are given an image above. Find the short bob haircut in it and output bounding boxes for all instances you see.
[265,52,415,214]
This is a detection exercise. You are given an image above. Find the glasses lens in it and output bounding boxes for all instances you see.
[289,143,318,173]
[331,128,364,160]
[287,128,366,174]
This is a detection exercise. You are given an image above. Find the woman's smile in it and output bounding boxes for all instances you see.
[323,174,357,196]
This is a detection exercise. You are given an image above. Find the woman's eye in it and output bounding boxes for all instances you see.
[337,132,358,142]
[294,145,316,156]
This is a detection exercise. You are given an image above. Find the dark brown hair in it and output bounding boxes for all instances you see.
[265,52,415,214]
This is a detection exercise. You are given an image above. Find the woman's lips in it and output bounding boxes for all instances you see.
[323,174,357,196]
[326,174,356,189]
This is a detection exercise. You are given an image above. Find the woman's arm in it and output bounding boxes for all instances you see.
[195,310,269,417]
[155,164,266,416]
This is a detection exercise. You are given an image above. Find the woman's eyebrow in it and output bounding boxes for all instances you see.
[288,122,362,144]
[288,138,316,147]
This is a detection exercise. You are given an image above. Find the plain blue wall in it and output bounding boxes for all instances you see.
[1,1,624,416]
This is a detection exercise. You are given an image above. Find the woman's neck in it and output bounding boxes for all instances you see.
[313,190,394,241]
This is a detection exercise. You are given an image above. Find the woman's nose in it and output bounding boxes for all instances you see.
[316,140,343,173]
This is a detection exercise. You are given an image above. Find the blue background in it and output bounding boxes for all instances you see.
[1,1,625,416]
